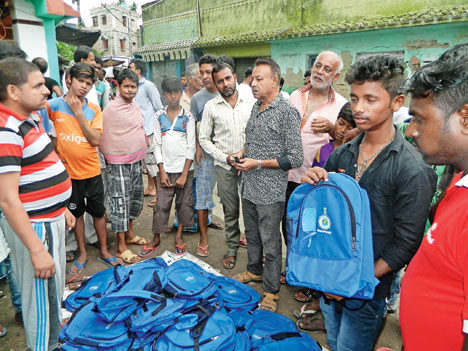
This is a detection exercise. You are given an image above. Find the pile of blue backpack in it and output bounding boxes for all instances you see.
[60,258,322,351]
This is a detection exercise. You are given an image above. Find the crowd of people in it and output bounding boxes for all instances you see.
[0,39,467,351]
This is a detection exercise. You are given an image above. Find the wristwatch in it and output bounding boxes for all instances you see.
[256,160,262,169]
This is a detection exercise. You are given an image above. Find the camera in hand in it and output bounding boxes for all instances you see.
[230,156,240,163]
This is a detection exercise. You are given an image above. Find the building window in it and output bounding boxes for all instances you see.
[102,39,108,50]
[101,15,107,25]
[131,19,135,27]
[122,16,127,27]
[120,39,126,50]
[306,54,319,70]
[92,16,98,27]
[133,42,136,46]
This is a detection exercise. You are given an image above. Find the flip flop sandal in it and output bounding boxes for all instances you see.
[68,259,87,275]
[97,256,121,268]
[138,244,160,258]
[239,237,248,248]
[208,221,223,230]
[222,256,236,270]
[0,290,5,298]
[196,243,209,257]
[294,288,317,303]
[65,272,88,285]
[0,326,7,338]
[147,200,156,208]
[175,243,188,255]
[280,271,287,284]
[125,235,149,246]
[296,317,326,333]
[293,301,320,319]
[116,249,142,264]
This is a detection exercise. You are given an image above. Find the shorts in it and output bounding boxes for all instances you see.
[68,174,106,218]
[195,153,216,210]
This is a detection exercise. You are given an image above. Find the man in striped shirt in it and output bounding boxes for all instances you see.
[199,60,255,267]
[0,58,74,351]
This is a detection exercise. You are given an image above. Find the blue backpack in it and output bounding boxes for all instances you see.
[286,173,379,300]
[156,304,239,351]
[247,310,321,351]
[163,260,218,300]
[214,276,260,312]
[64,264,129,312]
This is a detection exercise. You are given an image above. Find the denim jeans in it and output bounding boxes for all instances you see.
[386,269,403,309]
[320,296,387,351]
[4,255,22,313]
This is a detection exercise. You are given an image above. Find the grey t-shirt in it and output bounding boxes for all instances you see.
[190,88,218,122]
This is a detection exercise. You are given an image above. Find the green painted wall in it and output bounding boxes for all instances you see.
[143,14,198,44]
[142,0,195,22]
[271,22,468,96]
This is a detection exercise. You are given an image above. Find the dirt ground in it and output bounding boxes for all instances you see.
[0,191,402,351]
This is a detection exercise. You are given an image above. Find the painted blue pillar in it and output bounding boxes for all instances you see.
[43,18,60,84]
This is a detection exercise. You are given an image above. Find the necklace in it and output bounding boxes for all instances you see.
[356,134,395,179]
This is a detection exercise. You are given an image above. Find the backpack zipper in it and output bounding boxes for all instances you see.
[296,184,356,250]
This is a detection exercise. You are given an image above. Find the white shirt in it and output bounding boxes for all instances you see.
[199,91,255,170]
[237,82,254,100]
[152,107,196,173]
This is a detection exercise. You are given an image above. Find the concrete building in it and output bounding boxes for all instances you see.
[0,0,79,83]
[90,2,139,58]
[136,0,468,95]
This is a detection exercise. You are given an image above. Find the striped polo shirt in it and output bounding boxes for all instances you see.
[0,103,71,222]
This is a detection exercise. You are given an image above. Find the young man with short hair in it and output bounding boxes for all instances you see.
[129,59,163,201]
[32,57,63,99]
[199,59,255,262]
[400,42,468,351]
[45,63,117,272]
[144,77,195,256]
[300,54,436,350]
[99,68,147,264]
[0,57,74,351]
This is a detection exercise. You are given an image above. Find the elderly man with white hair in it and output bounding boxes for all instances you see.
[180,63,203,111]
[282,51,348,303]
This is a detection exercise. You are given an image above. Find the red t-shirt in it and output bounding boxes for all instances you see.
[400,172,468,350]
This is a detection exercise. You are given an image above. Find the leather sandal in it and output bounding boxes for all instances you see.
[259,292,280,312]
[233,271,262,283]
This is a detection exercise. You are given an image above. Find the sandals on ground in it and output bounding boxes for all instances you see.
[222,256,236,270]
[125,235,149,246]
[196,243,209,257]
[175,243,188,255]
[294,287,319,302]
[116,249,142,264]
[259,292,280,312]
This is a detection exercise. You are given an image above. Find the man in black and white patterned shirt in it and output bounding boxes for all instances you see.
[232,58,303,312]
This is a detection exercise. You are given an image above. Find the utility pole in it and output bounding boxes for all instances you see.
[72,0,84,27]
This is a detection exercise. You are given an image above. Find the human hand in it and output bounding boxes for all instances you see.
[311,117,334,133]
[226,150,244,166]
[65,208,76,230]
[232,158,259,173]
[160,171,172,187]
[174,174,187,189]
[301,167,329,185]
[30,248,56,279]
[195,146,205,168]
[65,96,83,117]
[342,128,361,143]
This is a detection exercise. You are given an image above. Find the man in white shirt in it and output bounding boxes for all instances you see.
[237,67,254,99]
[199,60,255,268]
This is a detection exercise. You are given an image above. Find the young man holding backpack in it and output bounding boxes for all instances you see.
[301,54,436,350]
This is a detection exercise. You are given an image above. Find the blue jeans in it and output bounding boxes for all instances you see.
[4,255,22,313]
[387,269,402,309]
[320,296,386,351]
